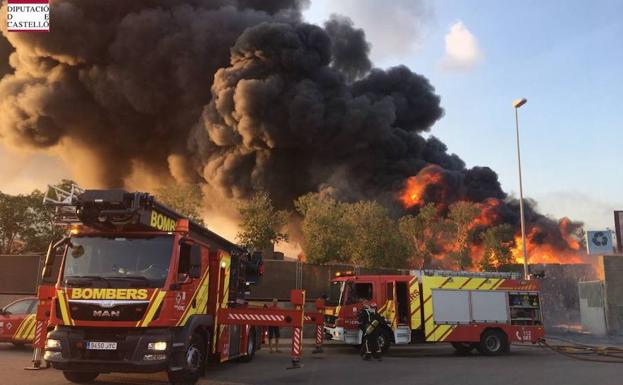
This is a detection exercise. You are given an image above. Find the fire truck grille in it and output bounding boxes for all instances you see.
[80,349,125,361]
[68,301,149,321]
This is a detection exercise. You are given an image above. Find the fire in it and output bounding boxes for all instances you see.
[399,165,445,208]
[398,169,587,270]
[559,217,581,251]
[511,225,583,265]
[470,198,502,229]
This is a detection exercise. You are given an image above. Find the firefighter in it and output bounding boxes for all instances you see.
[268,298,282,353]
[358,301,384,361]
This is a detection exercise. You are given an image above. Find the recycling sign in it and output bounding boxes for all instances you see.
[586,230,613,255]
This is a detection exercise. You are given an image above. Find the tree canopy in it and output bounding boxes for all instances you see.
[399,203,447,268]
[295,193,408,268]
[295,193,348,264]
[341,201,409,268]
[237,192,289,251]
[479,224,516,271]
[0,182,70,254]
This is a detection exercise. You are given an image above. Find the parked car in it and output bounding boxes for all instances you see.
[0,297,37,346]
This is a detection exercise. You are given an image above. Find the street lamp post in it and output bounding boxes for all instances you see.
[512,98,529,279]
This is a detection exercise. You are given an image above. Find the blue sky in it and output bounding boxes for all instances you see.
[305,0,623,230]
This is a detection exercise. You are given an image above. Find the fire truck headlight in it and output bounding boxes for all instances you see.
[46,339,62,349]
[148,341,167,351]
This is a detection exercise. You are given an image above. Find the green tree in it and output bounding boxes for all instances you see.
[399,203,448,268]
[446,201,480,270]
[479,224,516,271]
[0,186,66,254]
[237,192,289,251]
[341,201,409,268]
[155,182,205,225]
[0,192,35,253]
[295,193,348,264]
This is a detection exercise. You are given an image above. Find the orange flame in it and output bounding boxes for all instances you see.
[398,169,587,269]
[511,222,583,265]
[399,165,445,208]
[470,198,502,229]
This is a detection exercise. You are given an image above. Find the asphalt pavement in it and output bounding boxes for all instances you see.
[0,339,621,385]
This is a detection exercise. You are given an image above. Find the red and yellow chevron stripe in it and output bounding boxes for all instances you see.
[12,314,36,342]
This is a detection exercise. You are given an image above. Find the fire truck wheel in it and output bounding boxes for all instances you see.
[62,371,99,383]
[451,342,475,355]
[238,329,256,363]
[378,329,392,353]
[168,333,206,385]
[477,330,508,356]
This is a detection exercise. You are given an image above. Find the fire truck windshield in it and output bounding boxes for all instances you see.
[326,281,346,306]
[62,235,174,288]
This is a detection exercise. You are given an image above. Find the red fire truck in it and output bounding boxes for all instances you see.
[324,270,544,355]
[35,187,324,384]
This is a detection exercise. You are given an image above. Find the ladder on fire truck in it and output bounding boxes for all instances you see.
[29,185,326,370]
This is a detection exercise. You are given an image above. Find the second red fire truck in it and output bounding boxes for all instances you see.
[324,270,544,355]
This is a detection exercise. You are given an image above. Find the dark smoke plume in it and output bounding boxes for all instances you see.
[324,14,371,82]
[0,0,583,261]
[0,0,300,186]
[0,33,11,77]
[193,21,445,207]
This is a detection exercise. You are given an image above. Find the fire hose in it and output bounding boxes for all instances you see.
[537,336,623,364]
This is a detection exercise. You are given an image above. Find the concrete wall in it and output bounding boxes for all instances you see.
[0,294,31,308]
[600,255,623,335]
[578,281,607,335]
[532,264,598,329]
[249,260,406,300]
[0,254,42,295]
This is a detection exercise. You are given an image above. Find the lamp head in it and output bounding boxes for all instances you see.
[513,98,527,108]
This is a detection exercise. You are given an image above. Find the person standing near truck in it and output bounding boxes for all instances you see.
[358,302,384,361]
[268,298,282,353]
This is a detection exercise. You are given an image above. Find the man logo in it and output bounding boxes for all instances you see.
[93,310,121,318]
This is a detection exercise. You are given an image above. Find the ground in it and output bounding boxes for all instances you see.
[0,340,620,385]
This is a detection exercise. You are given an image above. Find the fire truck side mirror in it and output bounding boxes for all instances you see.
[42,237,69,279]
[244,251,263,285]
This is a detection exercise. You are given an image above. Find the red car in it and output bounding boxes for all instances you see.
[0,297,38,346]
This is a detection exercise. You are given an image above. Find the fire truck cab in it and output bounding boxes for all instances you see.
[39,188,266,384]
[324,270,545,355]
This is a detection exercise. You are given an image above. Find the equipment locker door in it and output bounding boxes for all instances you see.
[408,277,422,331]
[381,281,397,331]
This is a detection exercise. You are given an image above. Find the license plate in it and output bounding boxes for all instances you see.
[86,341,117,350]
